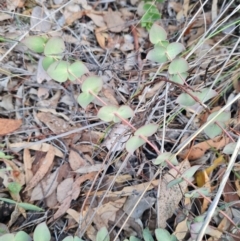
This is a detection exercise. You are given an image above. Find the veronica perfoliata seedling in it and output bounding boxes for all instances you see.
[22,36,89,83]
[97,105,134,123]
[204,111,231,138]
[126,124,158,154]
[77,76,103,109]
[154,152,178,166]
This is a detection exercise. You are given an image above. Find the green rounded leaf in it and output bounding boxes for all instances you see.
[96,227,110,241]
[185,187,209,198]
[204,111,230,138]
[129,236,141,241]
[223,143,240,155]
[47,61,69,82]
[8,182,21,194]
[22,36,46,53]
[149,24,167,44]
[44,37,65,56]
[18,202,44,211]
[62,237,73,241]
[182,165,201,179]
[0,151,13,159]
[134,124,158,137]
[113,105,134,123]
[168,58,189,74]
[146,46,168,63]
[143,228,154,241]
[169,72,188,85]
[126,136,146,154]
[166,43,185,60]
[155,229,172,241]
[97,105,118,122]
[15,231,31,241]
[81,76,103,94]
[154,152,178,165]
[68,61,89,81]
[195,88,217,103]
[42,56,55,71]
[33,222,51,241]
[176,92,196,106]
[77,92,95,109]
[73,237,84,241]
[0,233,14,241]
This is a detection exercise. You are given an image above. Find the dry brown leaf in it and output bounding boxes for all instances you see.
[102,87,119,106]
[30,168,59,201]
[69,150,88,171]
[1,159,25,186]
[75,164,106,174]
[66,11,83,26]
[57,177,74,204]
[0,119,22,136]
[86,13,106,27]
[104,8,125,33]
[67,208,80,223]
[46,190,58,208]
[158,160,190,228]
[7,0,25,10]
[90,177,160,198]
[0,13,12,21]
[37,112,76,135]
[23,149,33,184]
[96,197,126,224]
[30,6,52,32]
[95,28,107,49]
[50,172,96,222]
[178,136,230,160]
[25,145,55,191]
[9,142,63,157]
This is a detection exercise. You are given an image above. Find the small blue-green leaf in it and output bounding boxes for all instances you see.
[33,222,51,241]
[143,228,154,241]
[167,177,183,188]
[126,136,146,154]
[149,24,167,44]
[168,58,189,74]
[97,105,118,122]
[129,236,141,241]
[223,143,240,155]
[155,228,172,241]
[166,43,185,60]
[18,202,44,211]
[77,92,95,109]
[8,182,21,194]
[196,88,217,103]
[169,72,188,85]
[146,46,168,63]
[47,61,69,82]
[185,187,210,198]
[15,231,31,241]
[204,111,231,138]
[0,197,17,205]
[22,36,46,53]
[68,61,89,81]
[42,56,55,71]
[0,233,14,241]
[176,92,196,107]
[154,152,178,165]
[81,76,103,94]
[182,165,201,179]
[0,151,13,160]
[44,37,65,56]
[135,124,158,137]
[113,105,134,123]
[96,227,110,241]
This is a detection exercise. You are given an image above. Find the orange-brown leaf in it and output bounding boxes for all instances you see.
[0,119,22,136]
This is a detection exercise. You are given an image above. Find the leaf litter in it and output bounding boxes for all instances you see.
[0,0,240,240]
